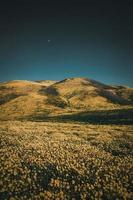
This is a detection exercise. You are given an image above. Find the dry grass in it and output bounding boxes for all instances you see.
[0,78,133,199]
[0,78,133,121]
[0,121,133,199]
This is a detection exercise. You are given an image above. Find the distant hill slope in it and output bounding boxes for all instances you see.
[42,78,133,108]
[0,78,133,120]
[35,80,57,86]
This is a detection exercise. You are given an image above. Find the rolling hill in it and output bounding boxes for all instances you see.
[0,78,133,121]
[0,78,133,199]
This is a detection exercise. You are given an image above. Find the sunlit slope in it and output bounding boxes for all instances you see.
[43,77,133,108]
[36,80,57,86]
[0,80,62,119]
[0,78,133,119]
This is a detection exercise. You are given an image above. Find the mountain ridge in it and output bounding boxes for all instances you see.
[0,77,133,120]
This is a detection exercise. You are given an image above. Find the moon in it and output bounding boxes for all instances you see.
[48,40,51,42]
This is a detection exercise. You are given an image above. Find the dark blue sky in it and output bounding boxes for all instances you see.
[0,0,133,86]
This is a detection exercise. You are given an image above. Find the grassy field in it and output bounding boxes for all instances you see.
[0,121,133,199]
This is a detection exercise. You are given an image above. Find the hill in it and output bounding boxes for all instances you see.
[44,77,133,108]
[0,78,133,121]
[0,78,133,199]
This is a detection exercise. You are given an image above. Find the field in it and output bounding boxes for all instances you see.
[0,121,133,199]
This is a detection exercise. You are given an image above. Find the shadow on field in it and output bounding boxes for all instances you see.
[0,162,87,199]
[26,108,133,125]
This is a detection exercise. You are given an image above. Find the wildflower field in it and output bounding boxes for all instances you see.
[0,121,133,199]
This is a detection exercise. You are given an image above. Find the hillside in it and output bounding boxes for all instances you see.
[0,79,133,199]
[45,78,133,108]
[0,78,133,121]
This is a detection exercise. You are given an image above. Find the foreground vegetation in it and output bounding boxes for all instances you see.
[0,121,133,199]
